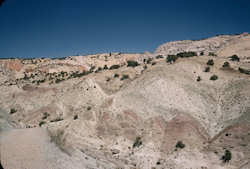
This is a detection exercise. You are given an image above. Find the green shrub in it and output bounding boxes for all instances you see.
[197,76,201,82]
[10,108,17,114]
[210,75,218,80]
[133,136,142,148]
[98,67,103,71]
[200,51,204,56]
[176,141,185,149]
[42,112,49,120]
[106,77,111,82]
[146,58,153,64]
[230,55,240,62]
[120,74,129,80]
[176,51,197,58]
[50,117,63,123]
[74,114,78,120]
[114,73,120,78]
[204,66,210,72]
[151,62,156,66]
[166,55,178,63]
[55,78,64,83]
[238,67,250,75]
[89,66,95,73]
[109,64,120,70]
[222,62,230,68]
[221,150,232,163]
[87,106,92,111]
[127,60,139,67]
[156,55,164,59]
[209,52,217,56]
[39,121,46,127]
[207,59,214,66]
[103,65,108,70]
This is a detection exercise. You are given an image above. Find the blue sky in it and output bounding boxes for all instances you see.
[0,0,250,58]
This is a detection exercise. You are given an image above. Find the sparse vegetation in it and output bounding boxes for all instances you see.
[204,66,210,72]
[109,64,120,70]
[156,55,164,59]
[166,55,178,63]
[39,121,46,127]
[230,54,240,62]
[121,74,129,80]
[114,73,120,78]
[50,117,64,123]
[55,78,65,83]
[146,58,153,64]
[133,136,142,148]
[210,75,218,80]
[209,52,217,56]
[207,59,214,66]
[197,76,201,82]
[176,51,197,58]
[106,77,111,82]
[42,112,49,120]
[10,108,17,114]
[127,60,139,67]
[97,67,103,71]
[151,62,156,65]
[103,65,108,70]
[221,150,232,163]
[238,67,250,75]
[222,61,230,68]
[176,141,185,149]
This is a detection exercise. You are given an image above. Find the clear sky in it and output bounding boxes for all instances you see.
[0,0,250,58]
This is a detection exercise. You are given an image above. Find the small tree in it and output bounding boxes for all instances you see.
[127,60,139,67]
[114,73,119,78]
[97,67,103,71]
[10,108,17,114]
[238,67,250,75]
[207,59,214,66]
[74,114,78,120]
[210,75,218,80]
[147,58,153,64]
[103,65,108,70]
[39,121,46,127]
[230,55,240,62]
[204,66,210,72]
[176,141,185,149]
[87,106,92,111]
[120,74,129,80]
[156,55,164,59]
[177,51,197,58]
[133,136,142,148]
[209,52,217,56]
[197,76,201,82]
[166,55,178,63]
[222,62,230,68]
[221,150,232,163]
[109,64,120,70]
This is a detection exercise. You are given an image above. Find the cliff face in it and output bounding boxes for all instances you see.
[0,33,250,169]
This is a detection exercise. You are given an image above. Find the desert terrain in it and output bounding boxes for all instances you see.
[0,33,250,169]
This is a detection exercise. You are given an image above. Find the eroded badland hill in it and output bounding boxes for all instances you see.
[0,33,250,169]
